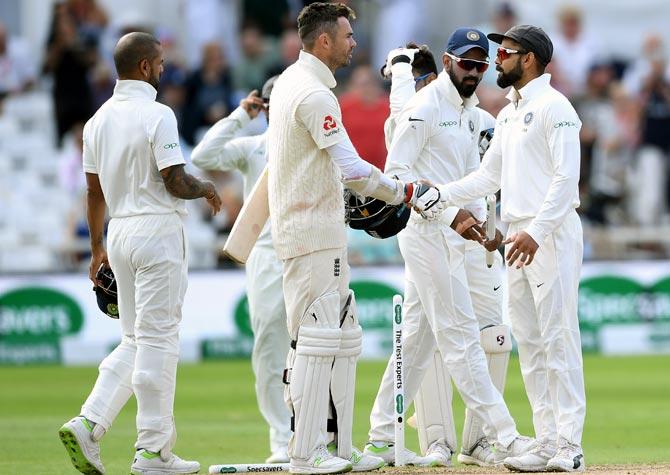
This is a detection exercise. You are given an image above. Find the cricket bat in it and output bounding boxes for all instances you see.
[485,194,496,268]
[223,166,269,264]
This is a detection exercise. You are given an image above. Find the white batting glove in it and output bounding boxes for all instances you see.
[404,182,445,220]
[382,47,419,78]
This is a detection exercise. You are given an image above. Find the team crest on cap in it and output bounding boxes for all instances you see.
[524,112,534,125]
[467,31,480,41]
[469,120,475,132]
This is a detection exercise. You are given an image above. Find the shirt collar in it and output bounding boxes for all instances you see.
[506,73,552,106]
[113,79,158,101]
[297,50,337,89]
[435,70,479,109]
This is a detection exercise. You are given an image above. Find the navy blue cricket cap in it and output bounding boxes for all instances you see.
[488,25,553,66]
[446,28,489,58]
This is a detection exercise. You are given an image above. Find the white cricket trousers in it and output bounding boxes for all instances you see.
[369,220,518,448]
[507,210,585,446]
[81,213,187,452]
[246,244,292,452]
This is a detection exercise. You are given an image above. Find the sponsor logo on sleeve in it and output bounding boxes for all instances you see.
[323,115,340,137]
[553,120,579,128]
[163,142,179,150]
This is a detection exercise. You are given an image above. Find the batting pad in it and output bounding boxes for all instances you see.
[414,350,457,454]
[462,324,511,451]
[288,292,342,460]
[329,290,362,459]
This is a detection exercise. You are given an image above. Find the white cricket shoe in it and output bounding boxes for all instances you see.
[327,443,384,472]
[424,441,452,467]
[545,439,585,472]
[362,441,431,466]
[493,435,536,464]
[457,437,496,467]
[504,441,556,472]
[58,416,105,475]
[130,449,200,474]
[266,446,290,463]
[290,444,353,474]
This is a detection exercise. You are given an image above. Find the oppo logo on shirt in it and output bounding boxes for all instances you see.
[163,143,179,150]
[553,121,578,128]
[438,121,458,128]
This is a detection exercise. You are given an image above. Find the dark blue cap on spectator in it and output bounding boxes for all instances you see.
[446,28,489,58]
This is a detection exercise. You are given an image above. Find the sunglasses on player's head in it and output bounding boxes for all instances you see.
[414,72,433,83]
[496,46,528,61]
[445,52,489,73]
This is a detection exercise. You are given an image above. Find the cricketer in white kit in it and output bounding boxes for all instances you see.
[379,43,509,467]
[58,32,222,475]
[435,25,587,472]
[191,76,292,464]
[268,3,444,473]
[364,27,532,466]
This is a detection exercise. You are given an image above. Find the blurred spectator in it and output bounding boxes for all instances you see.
[265,28,301,77]
[550,5,599,97]
[232,24,276,97]
[66,0,108,47]
[182,41,234,145]
[156,27,188,122]
[184,0,240,69]
[42,2,95,147]
[0,21,36,101]
[242,0,291,37]
[339,65,389,170]
[624,34,670,227]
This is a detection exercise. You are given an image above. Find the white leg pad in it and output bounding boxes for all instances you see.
[330,291,362,459]
[414,350,457,454]
[285,291,342,460]
[462,324,512,451]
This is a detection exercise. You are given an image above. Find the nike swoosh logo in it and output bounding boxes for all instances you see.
[536,283,544,288]
[493,285,501,291]
[408,117,424,122]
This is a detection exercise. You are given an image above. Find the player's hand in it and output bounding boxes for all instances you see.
[405,182,444,220]
[503,231,539,268]
[451,209,485,243]
[240,90,265,119]
[204,182,222,215]
[89,249,109,288]
[382,47,419,78]
[483,227,504,252]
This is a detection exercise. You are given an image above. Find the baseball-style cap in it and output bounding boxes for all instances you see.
[446,27,489,57]
[488,25,553,65]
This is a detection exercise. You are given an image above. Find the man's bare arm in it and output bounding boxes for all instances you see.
[85,172,109,285]
[160,164,222,214]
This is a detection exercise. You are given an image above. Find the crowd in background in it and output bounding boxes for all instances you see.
[1,0,670,272]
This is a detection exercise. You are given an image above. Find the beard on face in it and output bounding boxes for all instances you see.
[148,69,160,90]
[496,59,523,88]
[448,66,479,98]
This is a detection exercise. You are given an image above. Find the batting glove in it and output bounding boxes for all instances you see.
[404,182,445,220]
[381,47,419,78]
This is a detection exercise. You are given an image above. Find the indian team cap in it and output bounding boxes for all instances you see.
[446,27,489,57]
[488,24,554,65]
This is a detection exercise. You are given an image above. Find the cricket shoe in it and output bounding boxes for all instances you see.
[457,437,496,467]
[290,444,352,474]
[130,449,200,474]
[424,440,452,467]
[266,446,290,463]
[363,441,431,466]
[493,435,536,464]
[327,443,384,472]
[58,415,105,474]
[504,441,556,472]
[545,439,585,472]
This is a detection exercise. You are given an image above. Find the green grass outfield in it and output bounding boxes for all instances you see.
[1,354,669,474]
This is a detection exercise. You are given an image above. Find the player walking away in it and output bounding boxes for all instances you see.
[268,3,443,473]
[434,25,587,472]
[380,42,510,467]
[58,32,222,475]
[191,76,292,464]
[364,28,533,467]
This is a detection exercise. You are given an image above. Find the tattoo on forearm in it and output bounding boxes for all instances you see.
[161,165,211,200]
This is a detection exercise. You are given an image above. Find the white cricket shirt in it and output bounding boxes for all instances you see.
[83,80,186,218]
[267,50,348,260]
[385,71,484,223]
[438,74,581,244]
[191,106,272,249]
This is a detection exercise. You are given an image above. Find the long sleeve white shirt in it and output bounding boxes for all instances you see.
[384,70,485,224]
[437,73,581,245]
[191,106,273,248]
